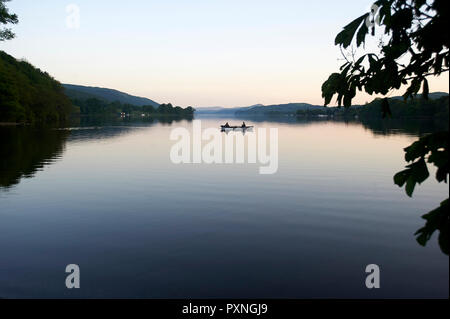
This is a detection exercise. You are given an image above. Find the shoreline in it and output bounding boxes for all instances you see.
[0,122,26,126]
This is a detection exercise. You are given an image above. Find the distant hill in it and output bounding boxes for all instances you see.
[292,93,449,119]
[63,84,159,107]
[199,92,449,117]
[0,51,73,123]
[235,103,323,115]
[63,84,193,117]
[195,106,246,114]
[354,94,449,119]
[195,103,321,115]
[389,92,449,101]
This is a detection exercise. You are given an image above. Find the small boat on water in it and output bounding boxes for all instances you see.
[221,125,253,129]
[221,122,253,130]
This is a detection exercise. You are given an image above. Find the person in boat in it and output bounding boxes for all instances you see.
[224,122,230,128]
[241,122,246,128]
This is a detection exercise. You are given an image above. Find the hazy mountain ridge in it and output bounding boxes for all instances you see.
[195,92,449,116]
[63,84,160,107]
[389,92,449,101]
[236,103,323,115]
[196,102,325,115]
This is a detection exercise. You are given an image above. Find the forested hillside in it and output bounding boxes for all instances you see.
[295,95,449,119]
[64,84,194,117]
[356,96,449,119]
[0,51,73,123]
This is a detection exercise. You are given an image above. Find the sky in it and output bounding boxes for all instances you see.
[2,0,448,107]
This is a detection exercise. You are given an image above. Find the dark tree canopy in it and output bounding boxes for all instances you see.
[0,50,74,123]
[0,0,18,41]
[322,0,449,254]
[322,0,448,109]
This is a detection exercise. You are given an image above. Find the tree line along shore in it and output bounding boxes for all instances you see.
[0,50,194,124]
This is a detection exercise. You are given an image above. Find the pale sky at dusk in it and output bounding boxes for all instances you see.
[2,0,448,107]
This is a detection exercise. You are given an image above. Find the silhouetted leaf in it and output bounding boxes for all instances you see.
[415,199,449,255]
[335,14,369,48]
[321,73,344,106]
[438,224,449,255]
[403,78,422,100]
[356,22,369,47]
[394,169,409,187]
[395,159,429,197]
[410,158,429,182]
[405,176,416,197]
[404,139,426,162]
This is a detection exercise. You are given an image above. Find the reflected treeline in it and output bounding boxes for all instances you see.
[69,114,193,128]
[0,127,69,189]
[358,117,448,136]
[1,115,445,190]
[0,115,195,190]
[226,114,448,135]
[66,115,193,142]
[198,114,301,124]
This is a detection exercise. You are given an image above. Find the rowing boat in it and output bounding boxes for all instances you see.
[221,125,253,129]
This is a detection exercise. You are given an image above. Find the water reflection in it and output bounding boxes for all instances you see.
[0,116,197,190]
[221,127,254,134]
[66,116,194,141]
[209,114,448,136]
[1,117,446,191]
[358,118,448,136]
[69,114,193,127]
[0,116,447,298]
[0,127,69,189]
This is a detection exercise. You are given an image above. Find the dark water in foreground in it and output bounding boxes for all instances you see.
[0,117,448,298]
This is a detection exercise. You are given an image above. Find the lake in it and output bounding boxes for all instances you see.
[0,116,448,298]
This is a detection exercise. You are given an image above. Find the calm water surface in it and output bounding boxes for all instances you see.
[0,117,448,298]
